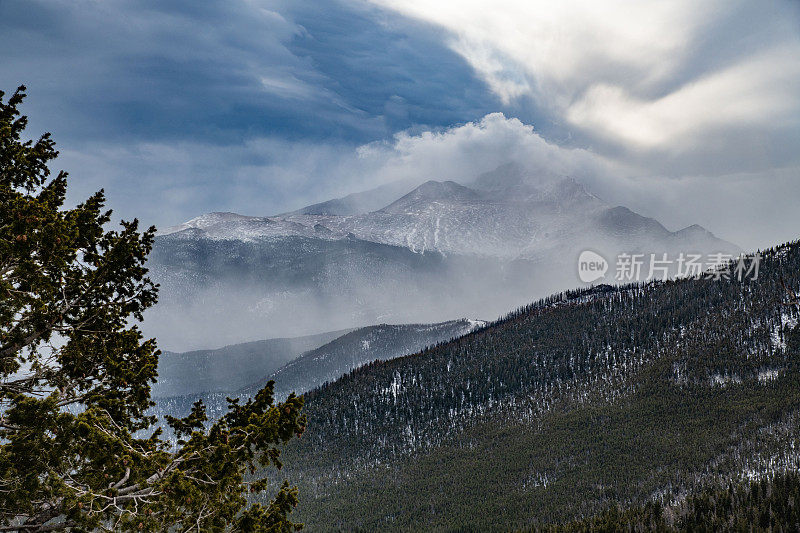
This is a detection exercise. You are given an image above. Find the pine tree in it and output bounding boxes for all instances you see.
[0,86,306,531]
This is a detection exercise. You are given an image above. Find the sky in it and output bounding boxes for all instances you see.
[1,0,799,250]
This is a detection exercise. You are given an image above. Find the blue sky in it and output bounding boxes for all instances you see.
[2,0,799,249]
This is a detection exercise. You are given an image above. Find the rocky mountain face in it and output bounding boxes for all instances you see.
[146,164,737,350]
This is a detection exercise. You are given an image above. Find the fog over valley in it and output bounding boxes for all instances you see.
[145,163,737,351]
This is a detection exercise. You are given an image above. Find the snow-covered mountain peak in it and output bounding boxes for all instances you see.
[157,212,262,236]
[379,180,480,214]
[286,179,421,216]
[596,206,669,238]
[156,163,737,260]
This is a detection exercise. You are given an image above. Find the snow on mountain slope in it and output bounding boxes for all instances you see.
[158,212,341,242]
[148,164,738,349]
[159,170,736,260]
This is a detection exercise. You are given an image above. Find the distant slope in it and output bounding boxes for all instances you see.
[269,241,800,531]
[145,234,468,349]
[152,329,350,398]
[243,319,485,401]
[152,319,485,420]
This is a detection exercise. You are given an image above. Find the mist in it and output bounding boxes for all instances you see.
[143,160,741,352]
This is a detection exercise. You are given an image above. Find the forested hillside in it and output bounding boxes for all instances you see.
[546,471,800,532]
[271,241,800,531]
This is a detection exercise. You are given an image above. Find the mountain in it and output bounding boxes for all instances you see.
[161,175,733,259]
[152,318,484,420]
[380,180,482,213]
[264,240,800,531]
[286,179,420,216]
[471,161,532,191]
[147,165,738,349]
[151,329,350,398]
[244,319,485,401]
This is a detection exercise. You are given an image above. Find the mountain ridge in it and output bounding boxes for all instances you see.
[146,164,739,349]
[158,173,736,260]
[152,328,353,398]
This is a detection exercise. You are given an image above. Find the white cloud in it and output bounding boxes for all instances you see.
[366,0,800,172]
[357,112,618,183]
[567,45,800,149]
[368,0,707,101]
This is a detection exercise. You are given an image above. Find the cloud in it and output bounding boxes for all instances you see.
[357,112,619,184]
[0,0,501,145]
[367,0,800,174]
[59,113,617,226]
[357,115,800,250]
[567,46,800,158]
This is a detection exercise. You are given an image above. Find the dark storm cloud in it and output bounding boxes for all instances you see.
[0,0,506,145]
[0,0,532,228]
